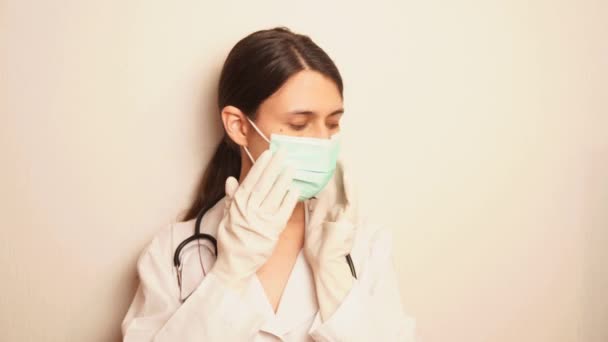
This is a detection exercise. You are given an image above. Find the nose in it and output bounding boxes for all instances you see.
[310,121,332,139]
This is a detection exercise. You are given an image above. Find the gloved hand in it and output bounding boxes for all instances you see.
[304,160,358,322]
[209,148,300,293]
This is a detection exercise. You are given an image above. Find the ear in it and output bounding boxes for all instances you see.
[220,105,249,147]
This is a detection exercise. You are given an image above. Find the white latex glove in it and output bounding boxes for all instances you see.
[209,148,300,293]
[304,160,358,322]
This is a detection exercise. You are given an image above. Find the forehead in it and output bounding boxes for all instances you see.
[259,70,343,115]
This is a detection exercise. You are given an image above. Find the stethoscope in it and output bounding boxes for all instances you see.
[172,198,358,301]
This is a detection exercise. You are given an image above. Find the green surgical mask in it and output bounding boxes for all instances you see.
[244,118,340,201]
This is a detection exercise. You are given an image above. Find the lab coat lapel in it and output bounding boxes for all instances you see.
[257,248,318,336]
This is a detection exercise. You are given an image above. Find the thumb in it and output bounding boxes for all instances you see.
[225,176,239,198]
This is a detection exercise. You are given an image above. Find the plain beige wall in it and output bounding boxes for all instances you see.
[1,1,606,341]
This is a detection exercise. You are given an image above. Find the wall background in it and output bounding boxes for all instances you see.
[1,1,606,341]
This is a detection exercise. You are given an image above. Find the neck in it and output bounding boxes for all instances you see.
[288,202,305,225]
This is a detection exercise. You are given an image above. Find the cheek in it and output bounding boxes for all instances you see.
[246,132,269,160]
[247,122,286,157]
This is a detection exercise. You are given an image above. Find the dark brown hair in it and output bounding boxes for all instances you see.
[182,26,344,221]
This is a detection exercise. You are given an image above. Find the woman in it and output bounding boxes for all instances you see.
[121,27,416,341]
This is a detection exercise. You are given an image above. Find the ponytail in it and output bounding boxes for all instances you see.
[182,137,241,221]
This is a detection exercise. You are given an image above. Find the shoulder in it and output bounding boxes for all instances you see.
[350,218,396,276]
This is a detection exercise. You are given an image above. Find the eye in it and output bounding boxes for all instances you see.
[289,123,307,131]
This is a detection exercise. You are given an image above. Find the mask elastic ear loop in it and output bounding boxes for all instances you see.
[243,145,255,163]
[243,117,271,163]
[246,117,271,143]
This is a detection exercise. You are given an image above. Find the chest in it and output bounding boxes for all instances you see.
[256,220,306,312]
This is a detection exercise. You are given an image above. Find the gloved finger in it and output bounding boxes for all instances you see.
[340,164,354,206]
[341,167,359,222]
[305,222,324,249]
[276,185,300,223]
[239,149,272,193]
[225,176,239,198]
[249,147,287,208]
[260,165,295,213]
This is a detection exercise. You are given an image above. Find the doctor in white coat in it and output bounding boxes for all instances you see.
[121,26,416,342]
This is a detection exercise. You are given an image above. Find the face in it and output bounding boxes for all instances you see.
[222,70,344,164]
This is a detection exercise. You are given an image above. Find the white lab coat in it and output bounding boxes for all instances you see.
[121,195,416,341]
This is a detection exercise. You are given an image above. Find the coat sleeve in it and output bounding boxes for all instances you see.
[121,226,267,342]
[307,227,417,342]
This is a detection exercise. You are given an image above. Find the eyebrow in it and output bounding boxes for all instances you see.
[286,108,344,116]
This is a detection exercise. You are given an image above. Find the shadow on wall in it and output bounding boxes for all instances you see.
[582,145,608,342]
